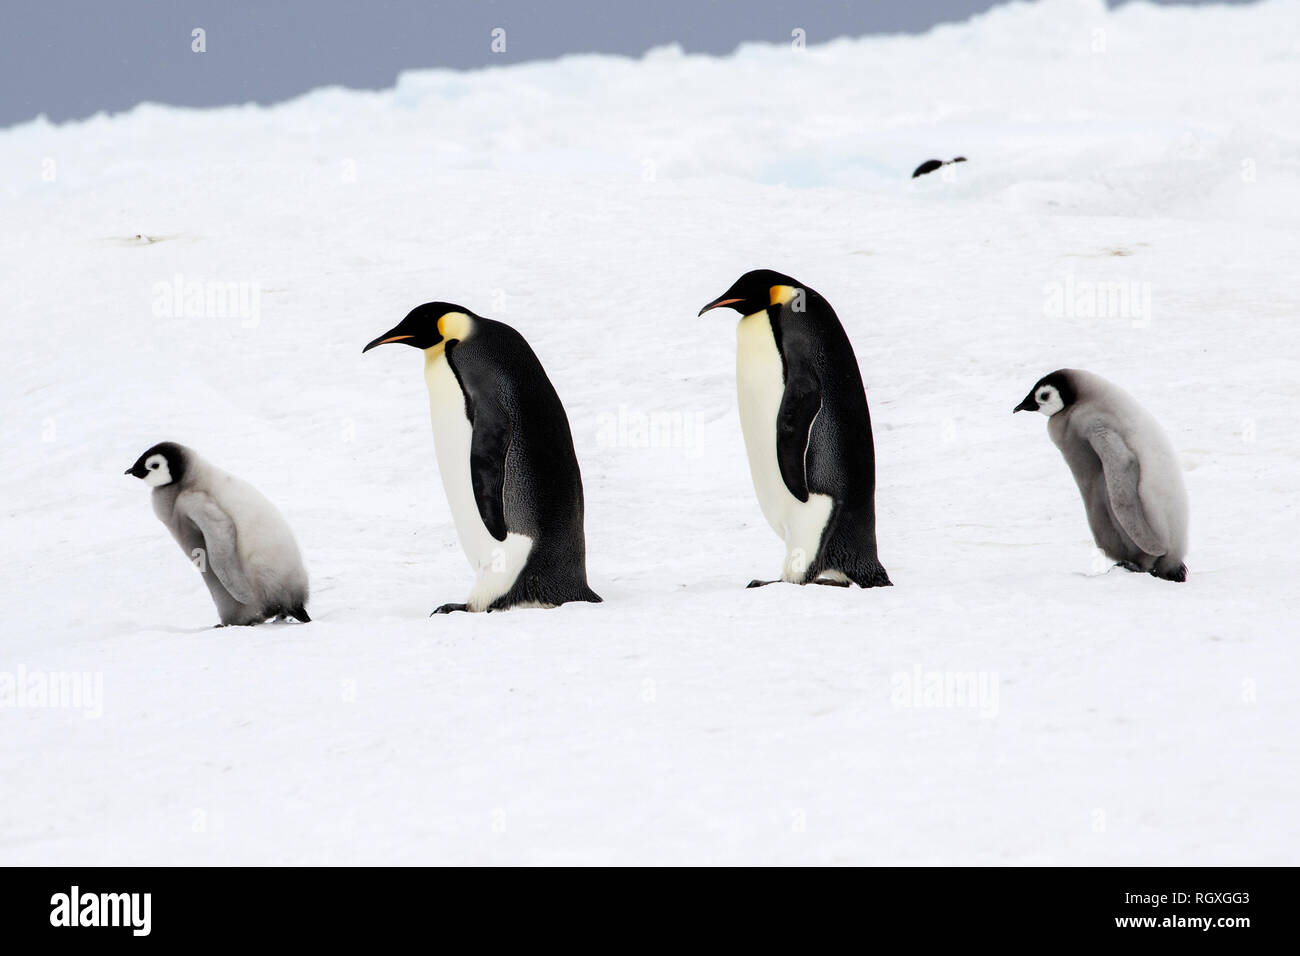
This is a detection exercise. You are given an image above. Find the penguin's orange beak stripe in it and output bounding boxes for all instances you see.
[698,297,742,315]
[377,335,413,345]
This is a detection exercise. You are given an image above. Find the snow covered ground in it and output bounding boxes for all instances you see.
[1,0,1297,865]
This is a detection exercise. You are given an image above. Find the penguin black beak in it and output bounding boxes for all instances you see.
[698,297,742,316]
[1013,396,1037,413]
[361,327,421,356]
[362,332,415,353]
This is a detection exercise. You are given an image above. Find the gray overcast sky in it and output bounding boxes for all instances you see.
[0,0,1255,128]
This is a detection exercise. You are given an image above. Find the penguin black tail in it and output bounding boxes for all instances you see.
[850,564,893,589]
[820,508,891,589]
[289,605,312,623]
[490,570,602,610]
[547,584,603,607]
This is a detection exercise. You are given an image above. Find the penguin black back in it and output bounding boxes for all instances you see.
[773,278,880,512]
[446,317,589,546]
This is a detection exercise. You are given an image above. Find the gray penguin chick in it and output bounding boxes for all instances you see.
[126,442,311,623]
[1015,369,1189,581]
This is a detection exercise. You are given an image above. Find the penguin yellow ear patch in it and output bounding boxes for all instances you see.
[770,285,800,307]
[437,311,473,343]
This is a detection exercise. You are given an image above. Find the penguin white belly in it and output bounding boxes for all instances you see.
[735,311,835,581]
[424,351,533,610]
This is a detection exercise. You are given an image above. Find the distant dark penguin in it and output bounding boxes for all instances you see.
[699,270,891,590]
[125,442,311,625]
[912,156,967,178]
[364,303,601,613]
[1015,368,1189,581]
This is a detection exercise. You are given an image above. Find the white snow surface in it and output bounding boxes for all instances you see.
[1,0,1298,864]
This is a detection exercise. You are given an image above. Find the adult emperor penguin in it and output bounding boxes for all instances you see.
[363,302,601,613]
[125,442,311,625]
[699,269,891,589]
[1015,369,1189,581]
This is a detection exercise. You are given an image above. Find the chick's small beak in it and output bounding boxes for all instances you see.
[1013,396,1037,413]
[698,297,742,317]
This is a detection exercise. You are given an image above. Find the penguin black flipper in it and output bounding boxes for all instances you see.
[775,369,821,503]
[1088,426,1167,557]
[468,396,511,542]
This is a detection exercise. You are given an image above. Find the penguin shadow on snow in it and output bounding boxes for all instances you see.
[137,621,309,635]
[102,233,185,246]
[134,624,222,636]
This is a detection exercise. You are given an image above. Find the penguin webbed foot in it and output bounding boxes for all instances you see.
[1114,560,1144,573]
[812,578,852,588]
[431,603,470,615]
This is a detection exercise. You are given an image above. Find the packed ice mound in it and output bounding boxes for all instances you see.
[3,0,1298,223]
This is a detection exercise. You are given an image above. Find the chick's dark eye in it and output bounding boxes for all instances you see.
[149,463,159,469]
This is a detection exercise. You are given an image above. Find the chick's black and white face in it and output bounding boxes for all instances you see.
[1015,374,1073,417]
[1033,384,1064,417]
[140,453,173,486]
[126,442,184,487]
